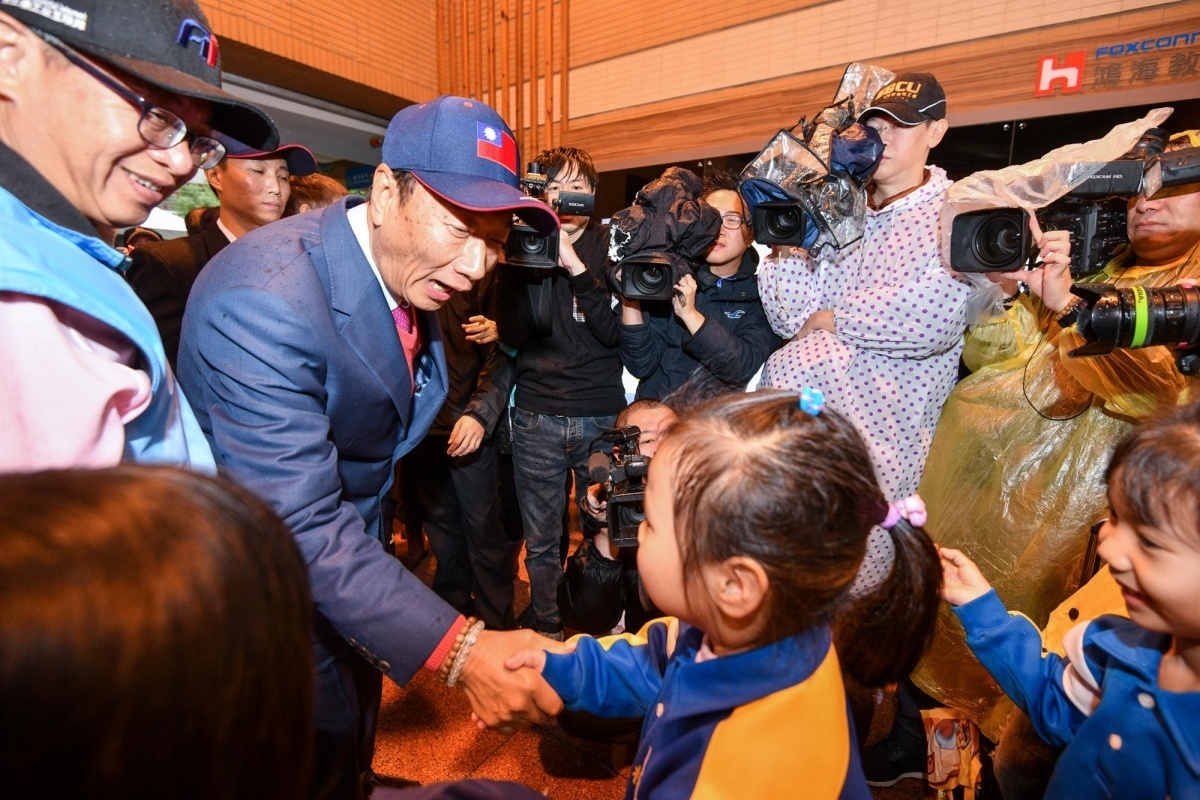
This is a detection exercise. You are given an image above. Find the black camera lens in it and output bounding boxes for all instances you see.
[751,201,809,245]
[765,206,803,240]
[1072,283,1200,357]
[632,263,669,296]
[504,223,559,269]
[517,232,544,254]
[974,214,1025,268]
[950,209,1031,273]
[615,502,645,528]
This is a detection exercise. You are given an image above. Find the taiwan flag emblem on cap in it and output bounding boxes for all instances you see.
[477,122,518,175]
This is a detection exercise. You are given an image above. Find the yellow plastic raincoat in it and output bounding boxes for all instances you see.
[913,249,1200,739]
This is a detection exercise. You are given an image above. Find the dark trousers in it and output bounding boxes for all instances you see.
[407,434,515,629]
[311,636,383,800]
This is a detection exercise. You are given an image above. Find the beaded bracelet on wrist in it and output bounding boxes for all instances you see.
[1055,295,1083,328]
[446,619,486,688]
[436,616,477,683]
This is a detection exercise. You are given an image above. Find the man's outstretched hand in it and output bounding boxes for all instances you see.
[457,629,572,731]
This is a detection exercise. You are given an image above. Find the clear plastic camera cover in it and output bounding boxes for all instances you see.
[940,106,1174,324]
[740,63,895,255]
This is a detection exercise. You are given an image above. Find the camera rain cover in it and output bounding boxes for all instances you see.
[608,166,721,289]
[739,63,893,254]
[940,106,1173,322]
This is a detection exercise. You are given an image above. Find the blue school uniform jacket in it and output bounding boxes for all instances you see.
[957,589,1200,799]
[541,618,871,800]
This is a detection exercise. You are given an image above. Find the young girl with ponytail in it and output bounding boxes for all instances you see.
[506,389,944,799]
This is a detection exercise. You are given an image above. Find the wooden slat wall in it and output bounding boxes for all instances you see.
[199,0,439,108]
[439,0,568,162]
[569,0,826,68]
[565,1,1200,169]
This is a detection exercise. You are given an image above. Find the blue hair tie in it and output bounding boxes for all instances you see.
[799,387,825,416]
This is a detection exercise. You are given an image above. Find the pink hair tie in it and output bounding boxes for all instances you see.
[883,495,927,528]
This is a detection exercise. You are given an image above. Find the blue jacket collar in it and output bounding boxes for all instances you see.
[667,623,833,718]
[1090,617,1200,774]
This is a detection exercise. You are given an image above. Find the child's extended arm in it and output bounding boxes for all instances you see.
[939,548,1095,747]
[505,618,677,719]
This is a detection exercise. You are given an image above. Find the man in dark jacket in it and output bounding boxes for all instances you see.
[496,147,625,640]
[401,270,515,629]
[127,138,316,369]
[619,182,780,399]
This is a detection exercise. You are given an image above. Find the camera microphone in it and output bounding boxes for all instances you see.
[588,452,614,484]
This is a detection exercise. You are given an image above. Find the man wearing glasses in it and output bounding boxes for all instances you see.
[494,147,625,641]
[127,135,318,370]
[0,0,277,472]
[619,173,780,399]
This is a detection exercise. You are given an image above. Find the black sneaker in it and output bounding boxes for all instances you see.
[516,606,564,641]
[534,626,565,642]
[861,728,926,787]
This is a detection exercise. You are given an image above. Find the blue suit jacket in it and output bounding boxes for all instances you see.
[177,196,458,682]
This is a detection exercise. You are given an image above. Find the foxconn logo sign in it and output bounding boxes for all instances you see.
[1035,52,1085,96]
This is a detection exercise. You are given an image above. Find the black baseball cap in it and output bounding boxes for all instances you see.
[212,133,318,176]
[859,73,947,126]
[2,0,278,150]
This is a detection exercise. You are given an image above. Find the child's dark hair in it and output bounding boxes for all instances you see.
[533,146,599,190]
[1106,399,1200,540]
[663,390,942,686]
[0,466,314,800]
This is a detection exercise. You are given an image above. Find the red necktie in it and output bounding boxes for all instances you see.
[392,303,413,334]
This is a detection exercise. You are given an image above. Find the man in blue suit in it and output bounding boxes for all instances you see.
[178,97,562,800]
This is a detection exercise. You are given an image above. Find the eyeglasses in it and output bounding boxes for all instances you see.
[34,30,225,170]
[720,212,747,230]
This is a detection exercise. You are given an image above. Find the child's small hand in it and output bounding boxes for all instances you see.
[504,639,576,673]
[938,547,993,607]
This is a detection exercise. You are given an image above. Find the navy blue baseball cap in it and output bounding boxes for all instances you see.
[382,96,559,235]
[211,133,318,176]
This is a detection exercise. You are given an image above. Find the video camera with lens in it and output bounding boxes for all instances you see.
[586,426,650,548]
[504,162,596,269]
[1061,144,1200,374]
[950,129,1167,277]
[738,62,892,255]
[608,167,720,302]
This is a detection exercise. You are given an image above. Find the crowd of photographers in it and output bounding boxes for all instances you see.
[351,71,1200,796]
[2,1,1200,796]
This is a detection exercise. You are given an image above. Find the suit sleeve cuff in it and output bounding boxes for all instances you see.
[423,614,467,672]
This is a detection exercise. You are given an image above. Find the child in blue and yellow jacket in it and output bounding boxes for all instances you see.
[507,390,946,799]
[940,400,1200,799]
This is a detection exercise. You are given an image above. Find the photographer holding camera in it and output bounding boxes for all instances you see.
[561,399,678,635]
[618,172,780,399]
[757,72,977,591]
[495,147,625,641]
[895,130,1200,793]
